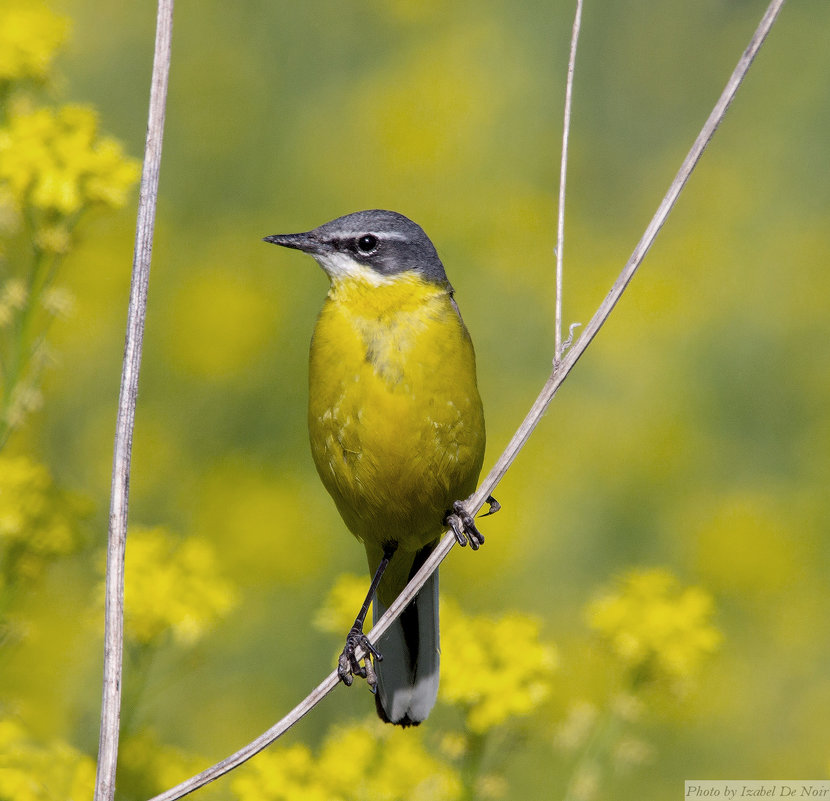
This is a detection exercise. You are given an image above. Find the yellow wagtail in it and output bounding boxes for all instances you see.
[265,210,495,725]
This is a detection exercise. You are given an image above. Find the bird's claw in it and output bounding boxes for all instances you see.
[338,625,382,689]
[481,495,501,516]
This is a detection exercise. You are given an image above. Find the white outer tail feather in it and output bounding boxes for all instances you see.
[373,569,440,725]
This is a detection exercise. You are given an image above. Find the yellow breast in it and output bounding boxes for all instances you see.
[308,272,485,555]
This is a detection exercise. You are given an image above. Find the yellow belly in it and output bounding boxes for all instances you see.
[308,273,485,571]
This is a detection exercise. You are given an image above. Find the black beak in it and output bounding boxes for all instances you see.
[263,231,327,256]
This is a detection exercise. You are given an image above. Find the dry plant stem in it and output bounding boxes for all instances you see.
[147,2,785,799]
[555,0,583,363]
[94,2,174,800]
[479,0,786,506]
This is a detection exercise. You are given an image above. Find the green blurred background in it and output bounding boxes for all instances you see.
[8,0,830,797]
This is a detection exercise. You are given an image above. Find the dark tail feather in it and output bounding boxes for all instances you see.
[373,551,439,726]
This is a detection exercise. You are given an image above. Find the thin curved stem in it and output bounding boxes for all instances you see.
[555,0,583,364]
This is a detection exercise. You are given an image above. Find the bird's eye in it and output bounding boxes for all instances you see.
[356,234,379,254]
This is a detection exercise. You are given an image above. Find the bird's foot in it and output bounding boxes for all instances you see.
[338,625,382,690]
[445,495,500,550]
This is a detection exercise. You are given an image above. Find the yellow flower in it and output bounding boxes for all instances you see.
[438,731,468,761]
[0,716,95,801]
[1,382,43,432]
[553,701,599,753]
[0,104,140,218]
[231,718,462,801]
[0,455,84,581]
[613,737,654,770]
[40,285,74,318]
[587,568,721,691]
[116,526,238,646]
[33,222,71,254]
[0,1,68,85]
[440,599,558,733]
[354,722,461,801]
[0,278,28,327]
[313,572,369,634]
[475,774,509,800]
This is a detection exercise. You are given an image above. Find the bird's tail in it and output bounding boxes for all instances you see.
[373,554,439,727]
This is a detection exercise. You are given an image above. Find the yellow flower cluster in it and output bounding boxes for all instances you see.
[231,718,462,801]
[313,572,369,634]
[0,717,95,801]
[0,104,140,221]
[440,599,558,733]
[0,1,68,85]
[119,526,238,646]
[0,455,84,580]
[587,568,721,691]
[0,3,140,444]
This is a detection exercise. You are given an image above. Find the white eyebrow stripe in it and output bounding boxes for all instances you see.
[336,230,409,242]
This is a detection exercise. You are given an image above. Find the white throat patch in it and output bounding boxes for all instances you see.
[313,251,394,286]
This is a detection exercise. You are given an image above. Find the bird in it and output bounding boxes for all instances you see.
[264,209,491,726]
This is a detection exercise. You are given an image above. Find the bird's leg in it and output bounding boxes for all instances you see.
[338,543,397,689]
[445,495,500,551]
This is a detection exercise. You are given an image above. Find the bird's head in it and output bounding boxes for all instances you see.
[264,209,449,287]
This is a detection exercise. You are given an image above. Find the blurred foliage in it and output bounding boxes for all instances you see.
[1,0,829,799]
